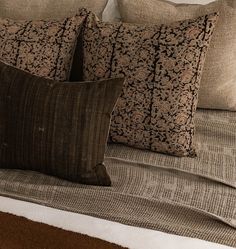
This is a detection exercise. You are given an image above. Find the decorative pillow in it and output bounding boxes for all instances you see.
[0,9,89,81]
[0,61,124,186]
[82,12,218,157]
[118,0,236,111]
[0,0,108,20]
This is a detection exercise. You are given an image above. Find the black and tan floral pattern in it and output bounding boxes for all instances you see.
[83,13,218,157]
[0,8,89,81]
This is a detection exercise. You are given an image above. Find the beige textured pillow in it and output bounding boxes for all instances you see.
[118,0,236,111]
[0,9,88,81]
[0,0,108,20]
[82,12,218,157]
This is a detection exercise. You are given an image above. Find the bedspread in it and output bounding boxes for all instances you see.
[0,109,235,247]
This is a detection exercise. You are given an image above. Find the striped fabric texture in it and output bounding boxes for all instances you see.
[0,61,124,186]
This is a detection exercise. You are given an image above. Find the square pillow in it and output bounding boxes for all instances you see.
[0,61,124,186]
[118,0,236,111]
[0,8,89,81]
[82,12,218,157]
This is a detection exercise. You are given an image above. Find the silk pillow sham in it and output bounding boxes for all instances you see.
[0,8,89,81]
[118,0,236,111]
[82,12,218,157]
[0,61,124,186]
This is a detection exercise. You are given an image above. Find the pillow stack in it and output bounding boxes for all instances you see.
[0,8,124,186]
[0,0,235,185]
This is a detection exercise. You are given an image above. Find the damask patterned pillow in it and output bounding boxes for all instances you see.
[82,12,218,157]
[0,61,124,186]
[118,0,236,111]
[0,8,89,81]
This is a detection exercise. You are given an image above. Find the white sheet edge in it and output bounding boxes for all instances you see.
[0,196,233,249]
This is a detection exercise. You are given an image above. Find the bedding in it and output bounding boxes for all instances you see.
[0,61,123,185]
[0,196,233,249]
[83,12,218,156]
[0,109,235,247]
[0,2,235,249]
[118,0,236,111]
[0,9,89,81]
[0,0,108,20]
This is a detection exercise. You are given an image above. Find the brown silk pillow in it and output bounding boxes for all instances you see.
[0,61,124,186]
[82,12,218,157]
[0,8,88,81]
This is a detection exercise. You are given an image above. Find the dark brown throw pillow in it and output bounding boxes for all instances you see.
[82,12,219,157]
[0,61,124,186]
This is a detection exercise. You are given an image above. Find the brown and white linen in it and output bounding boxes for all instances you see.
[118,0,236,111]
[83,12,218,157]
[0,9,89,81]
[0,109,235,247]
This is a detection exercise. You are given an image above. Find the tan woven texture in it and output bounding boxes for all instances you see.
[0,0,108,20]
[0,109,235,246]
[118,0,236,111]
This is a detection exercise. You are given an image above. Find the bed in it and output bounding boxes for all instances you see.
[0,109,235,248]
[0,195,233,249]
[0,0,235,248]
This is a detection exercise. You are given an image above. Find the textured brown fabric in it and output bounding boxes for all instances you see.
[0,9,89,81]
[0,211,127,249]
[0,0,108,20]
[118,0,236,111]
[0,61,124,186]
[83,12,218,157]
[0,110,236,247]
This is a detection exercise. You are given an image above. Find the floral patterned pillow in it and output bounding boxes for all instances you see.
[0,8,89,81]
[82,12,219,157]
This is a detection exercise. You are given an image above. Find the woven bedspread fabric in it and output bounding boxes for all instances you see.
[0,109,236,247]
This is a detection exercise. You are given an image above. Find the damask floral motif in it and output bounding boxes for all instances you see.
[83,12,218,157]
[0,8,89,81]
